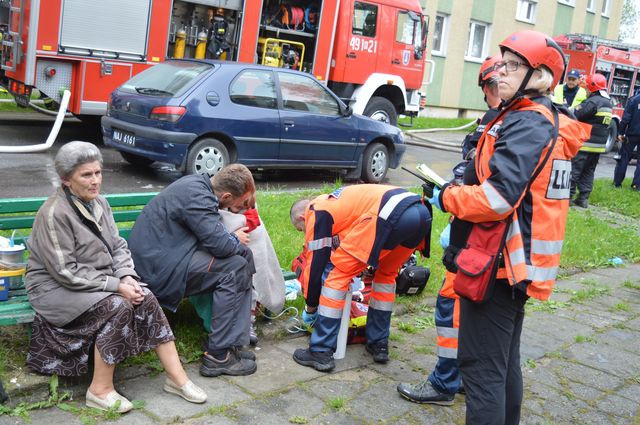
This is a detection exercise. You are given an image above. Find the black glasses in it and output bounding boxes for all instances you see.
[494,60,529,72]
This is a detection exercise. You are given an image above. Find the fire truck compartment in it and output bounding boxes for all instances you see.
[34,60,72,104]
[59,0,151,60]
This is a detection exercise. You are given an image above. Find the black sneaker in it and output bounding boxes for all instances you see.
[200,349,257,377]
[397,381,455,405]
[292,348,335,372]
[365,342,389,363]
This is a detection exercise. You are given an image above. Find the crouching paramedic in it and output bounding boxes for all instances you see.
[289,185,431,372]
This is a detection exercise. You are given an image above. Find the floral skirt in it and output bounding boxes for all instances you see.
[27,290,175,377]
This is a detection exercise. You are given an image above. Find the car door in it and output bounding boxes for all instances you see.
[276,71,359,164]
[225,69,281,164]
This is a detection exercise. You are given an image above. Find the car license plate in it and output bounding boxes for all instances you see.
[113,129,136,146]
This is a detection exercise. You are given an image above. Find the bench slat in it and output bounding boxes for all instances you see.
[0,198,46,214]
[105,193,158,207]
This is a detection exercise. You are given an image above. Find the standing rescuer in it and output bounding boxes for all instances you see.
[570,73,613,208]
[427,30,589,424]
[613,90,640,191]
[553,68,587,108]
[397,54,503,406]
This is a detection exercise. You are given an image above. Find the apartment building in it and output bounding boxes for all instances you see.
[418,0,624,117]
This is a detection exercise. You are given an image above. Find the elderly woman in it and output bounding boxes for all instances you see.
[428,31,589,423]
[26,141,206,413]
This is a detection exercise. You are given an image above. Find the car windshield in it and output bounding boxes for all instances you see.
[120,61,213,97]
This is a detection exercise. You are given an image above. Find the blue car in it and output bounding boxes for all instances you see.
[102,60,406,183]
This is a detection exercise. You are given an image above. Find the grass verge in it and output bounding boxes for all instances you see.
[398,116,477,132]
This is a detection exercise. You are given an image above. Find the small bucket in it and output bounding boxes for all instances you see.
[0,245,26,265]
[0,268,25,301]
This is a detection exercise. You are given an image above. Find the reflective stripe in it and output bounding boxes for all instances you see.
[507,221,521,239]
[369,298,394,311]
[372,282,396,293]
[307,237,332,251]
[437,326,458,339]
[379,192,416,220]
[596,107,612,114]
[527,265,558,282]
[437,346,458,359]
[321,286,348,301]
[481,181,511,214]
[531,239,564,256]
[509,247,526,266]
[318,304,344,319]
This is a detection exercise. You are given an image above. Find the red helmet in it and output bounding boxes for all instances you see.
[586,73,607,92]
[499,30,566,89]
[478,54,502,87]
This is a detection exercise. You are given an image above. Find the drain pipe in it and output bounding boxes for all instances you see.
[0,90,71,153]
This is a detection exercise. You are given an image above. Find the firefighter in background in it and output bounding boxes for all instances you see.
[570,73,613,208]
[397,55,503,406]
[613,90,640,191]
[428,30,589,423]
[553,68,587,108]
[207,8,230,60]
[289,185,431,372]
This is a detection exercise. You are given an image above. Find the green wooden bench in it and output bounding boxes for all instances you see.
[0,192,297,328]
[0,192,158,327]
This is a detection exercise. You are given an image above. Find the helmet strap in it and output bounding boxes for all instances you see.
[514,67,535,100]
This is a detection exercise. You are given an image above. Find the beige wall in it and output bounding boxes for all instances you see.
[420,0,624,117]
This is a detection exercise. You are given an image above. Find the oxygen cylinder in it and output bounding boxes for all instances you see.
[174,29,187,59]
[195,31,208,59]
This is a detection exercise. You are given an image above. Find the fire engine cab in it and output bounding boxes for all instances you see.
[0,0,429,126]
[555,33,640,151]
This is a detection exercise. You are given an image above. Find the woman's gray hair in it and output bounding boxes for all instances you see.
[54,141,103,179]
[526,65,555,95]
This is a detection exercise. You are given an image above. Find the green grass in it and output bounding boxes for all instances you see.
[398,116,477,132]
[590,178,640,218]
[575,335,595,343]
[327,397,345,410]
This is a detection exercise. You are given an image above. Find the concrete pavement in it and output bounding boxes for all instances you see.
[1,264,639,424]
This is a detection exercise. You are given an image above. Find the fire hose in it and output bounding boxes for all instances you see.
[0,90,71,153]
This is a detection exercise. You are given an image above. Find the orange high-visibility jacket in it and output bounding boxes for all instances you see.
[302,185,425,307]
[441,97,590,300]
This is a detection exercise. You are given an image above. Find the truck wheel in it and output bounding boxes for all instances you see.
[605,121,618,153]
[120,151,154,167]
[361,142,388,183]
[363,97,398,126]
[186,138,229,177]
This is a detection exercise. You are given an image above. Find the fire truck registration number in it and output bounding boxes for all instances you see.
[113,129,136,146]
[349,37,377,54]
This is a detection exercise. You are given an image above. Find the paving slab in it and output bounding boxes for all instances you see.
[225,387,326,424]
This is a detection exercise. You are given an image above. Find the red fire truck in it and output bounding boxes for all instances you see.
[555,33,640,151]
[0,0,429,126]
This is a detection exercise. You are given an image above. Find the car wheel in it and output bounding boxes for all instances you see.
[605,121,618,153]
[186,138,229,177]
[363,97,398,126]
[120,151,154,167]
[361,142,388,183]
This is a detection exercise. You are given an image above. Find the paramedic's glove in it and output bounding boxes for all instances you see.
[428,186,444,212]
[302,307,318,326]
[439,222,451,249]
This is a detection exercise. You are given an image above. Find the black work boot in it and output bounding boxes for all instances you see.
[365,341,389,363]
[574,196,588,208]
[293,348,335,372]
[200,349,257,377]
[397,380,455,406]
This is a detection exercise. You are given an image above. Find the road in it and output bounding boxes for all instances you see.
[0,112,626,198]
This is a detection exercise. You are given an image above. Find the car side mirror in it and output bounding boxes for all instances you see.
[342,104,353,117]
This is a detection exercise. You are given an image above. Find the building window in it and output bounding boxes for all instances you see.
[516,0,537,23]
[586,0,595,13]
[601,0,610,16]
[431,14,449,56]
[465,20,490,62]
[557,0,575,6]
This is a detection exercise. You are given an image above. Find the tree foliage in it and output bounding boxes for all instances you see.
[619,0,640,41]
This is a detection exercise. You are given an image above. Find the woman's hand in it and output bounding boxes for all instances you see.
[118,276,144,305]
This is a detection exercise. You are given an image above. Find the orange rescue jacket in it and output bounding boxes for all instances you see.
[442,97,590,300]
